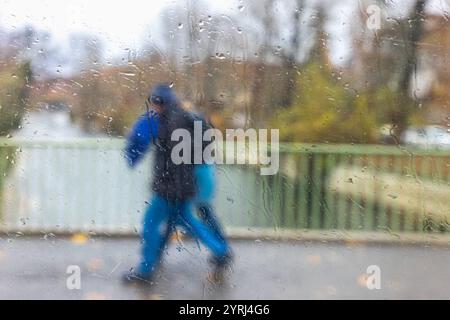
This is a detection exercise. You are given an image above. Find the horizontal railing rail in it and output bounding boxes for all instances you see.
[0,138,449,234]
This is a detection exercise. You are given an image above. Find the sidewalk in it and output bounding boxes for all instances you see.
[1,237,449,299]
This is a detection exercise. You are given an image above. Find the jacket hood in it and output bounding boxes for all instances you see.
[150,84,180,111]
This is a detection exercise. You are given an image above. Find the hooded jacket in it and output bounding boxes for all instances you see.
[151,84,214,201]
[125,84,215,201]
[125,101,216,206]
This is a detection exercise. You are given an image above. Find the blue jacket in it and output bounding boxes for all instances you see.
[125,85,198,201]
[124,110,158,167]
[125,87,215,202]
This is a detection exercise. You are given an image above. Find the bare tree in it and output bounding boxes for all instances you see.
[280,0,305,107]
[392,0,427,137]
[248,0,277,127]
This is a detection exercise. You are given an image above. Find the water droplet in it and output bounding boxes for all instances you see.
[119,72,135,77]
[238,5,245,11]
[177,23,183,29]
[215,52,226,59]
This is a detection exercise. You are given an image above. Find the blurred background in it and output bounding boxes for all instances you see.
[0,0,449,299]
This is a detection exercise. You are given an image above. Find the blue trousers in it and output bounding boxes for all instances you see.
[194,164,227,244]
[139,194,229,275]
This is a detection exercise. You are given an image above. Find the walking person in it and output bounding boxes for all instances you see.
[123,84,231,283]
[124,107,229,247]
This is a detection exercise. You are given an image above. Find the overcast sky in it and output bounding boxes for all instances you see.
[0,0,237,58]
[0,0,448,67]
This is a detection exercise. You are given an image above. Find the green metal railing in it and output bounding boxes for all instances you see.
[216,144,450,233]
[0,138,449,234]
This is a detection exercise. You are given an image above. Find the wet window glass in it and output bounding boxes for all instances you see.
[0,0,449,301]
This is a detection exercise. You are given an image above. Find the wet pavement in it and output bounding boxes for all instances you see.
[0,236,449,299]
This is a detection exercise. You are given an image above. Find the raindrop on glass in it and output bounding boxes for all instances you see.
[215,53,226,59]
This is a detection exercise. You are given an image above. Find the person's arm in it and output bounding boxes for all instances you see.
[124,112,158,168]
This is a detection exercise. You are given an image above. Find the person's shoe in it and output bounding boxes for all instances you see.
[121,269,153,285]
[209,251,233,267]
[208,252,233,284]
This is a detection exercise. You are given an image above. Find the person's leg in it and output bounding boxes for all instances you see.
[194,164,229,245]
[138,195,172,276]
[176,200,230,260]
[197,203,227,244]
